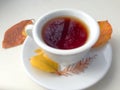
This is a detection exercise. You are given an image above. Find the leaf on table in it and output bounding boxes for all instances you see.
[93,20,112,48]
[2,19,33,48]
[2,20,112,49]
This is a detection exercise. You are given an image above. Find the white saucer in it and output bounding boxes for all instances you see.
[21,37,112,90]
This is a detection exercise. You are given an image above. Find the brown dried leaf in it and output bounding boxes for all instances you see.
[93,20,112,48]
[2,20,33,48]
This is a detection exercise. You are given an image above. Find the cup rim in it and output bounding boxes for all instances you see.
[33,9,100,55]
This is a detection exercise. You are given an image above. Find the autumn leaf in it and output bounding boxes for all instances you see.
[2,19,33,48]
[30,49,59,73]
[93,20,112,48]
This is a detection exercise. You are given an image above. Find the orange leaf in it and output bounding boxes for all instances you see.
[93,20,112,48]
[2,19,33,48]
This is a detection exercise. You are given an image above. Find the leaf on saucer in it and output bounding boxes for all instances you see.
[2,19,33,48]
[93,20,112,48]
[31,49,97,76]
[34,49,43,55]
[30,49,59,73]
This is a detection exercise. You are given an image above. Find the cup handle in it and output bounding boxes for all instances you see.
[25,20,35,38]
[25,25,33,38]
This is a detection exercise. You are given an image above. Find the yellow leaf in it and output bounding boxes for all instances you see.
[30,49,59,73]
[35,48,42,53]
[34,49,43,55]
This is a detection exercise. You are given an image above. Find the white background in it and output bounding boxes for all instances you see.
[0,0,120,90]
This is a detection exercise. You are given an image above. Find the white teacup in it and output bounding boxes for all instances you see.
[26,9,100,66]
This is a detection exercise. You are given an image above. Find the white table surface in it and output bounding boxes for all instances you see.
[0,0,120,90]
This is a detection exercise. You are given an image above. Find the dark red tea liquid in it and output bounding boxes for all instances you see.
[42,16,89,49]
